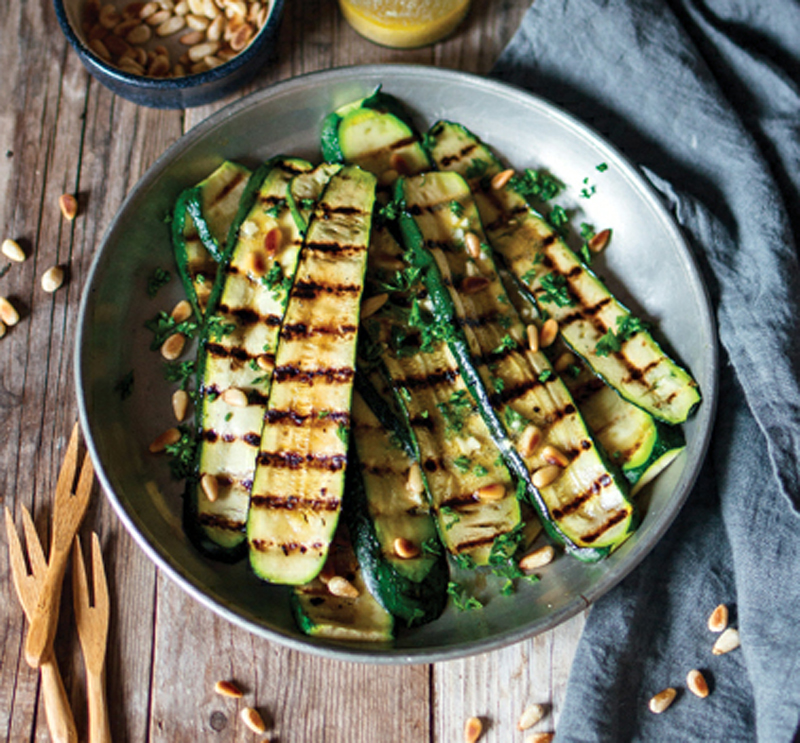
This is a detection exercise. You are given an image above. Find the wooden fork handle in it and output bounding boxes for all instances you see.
[87,669,113,743]
[40,657,78,743]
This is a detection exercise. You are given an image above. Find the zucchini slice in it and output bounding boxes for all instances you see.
[291,527,394,643]
[395,172,636,558]
[184,158,337,560]
[171,161,251,316]
[247,165,378,585]
[347,387,449,627]
[321,88,431,186]
[426,120,701,425]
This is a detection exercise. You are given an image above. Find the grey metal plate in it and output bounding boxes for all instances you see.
[76,64,718,664]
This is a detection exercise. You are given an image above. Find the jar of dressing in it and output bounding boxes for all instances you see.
[338,0,472,49]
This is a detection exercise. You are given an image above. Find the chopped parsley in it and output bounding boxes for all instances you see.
[264,198,286,217]
[144,311,199,351]
[440,506,461,531]
[492,334,518,356]
[378,196,404,225]
[547,204,570,235]
[538,272,574,307]
[508,168,563,203]
[163,426,196,480]
[336,423,349,444]
[580,177,596,199]
[224,412,233,422]
[163,360,195,390]
[596,162,609,172]
[538,370,555,383]
[465,158,489,180]
[422,537,443,556]
[206,314,236,341]
[449,200,465,218]
[504,405,528,434]
[146,267,171,298]
[595,315,651,357]
[453,455,471,473]
[300,198,316,210]
[487,524,538,595]
[452,553,476,570]
[114,370,134,400]
[447,581,483,612]
[474,464,489,477]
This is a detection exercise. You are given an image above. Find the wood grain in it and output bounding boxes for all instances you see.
[0,2,605,742]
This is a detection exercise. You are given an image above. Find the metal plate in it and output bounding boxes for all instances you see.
[76,65,717,663]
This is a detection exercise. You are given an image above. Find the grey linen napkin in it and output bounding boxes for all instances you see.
[493,1,800,740]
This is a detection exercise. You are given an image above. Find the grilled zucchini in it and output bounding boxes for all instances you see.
[426,120,701,425]
[247,165,377,585]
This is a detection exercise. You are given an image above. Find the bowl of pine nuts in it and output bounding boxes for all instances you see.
[53,0,285,108]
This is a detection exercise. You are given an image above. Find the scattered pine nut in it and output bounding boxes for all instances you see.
[170,299,193,323]
[519,545,555,572]
[240,707,266,734]
[180,29,205,44]
[149,427,181,453]
[393,537,420,559]
[465,232,482,260]
[476,483,505,502]
[59,193,79,220]
[526,324,539,353]
[327,576,359,599]
[360,293,388,319]
[41,266,65,293]
[540,318,558,348]
[707,603,729,633]
[517,703,546,730]
[648,687,676,714]
[0,320,7,339]
[200,473,219,502]
[221,387,248,407]
[156,13,185,35]
[318,560,335,585]
[712,627,740,655]
[255,354,272,372]
[554,351,577,373]
[161,332,186,360]
[588,228,612,253]
[172,389,190,421]
[541,445,569,468]
[463,716,483,743]
[532,465,561,489]
[0,297,20,326]
[518,424,542,458]
[406,463,424,496]
[491,168,515,190]
[2,239,26,262]
[460,276,490,295]
[525,735,554,743]
[188,39,219,61]
[214,679,243,698]
[686,669,709,698]
[125,22,152,44]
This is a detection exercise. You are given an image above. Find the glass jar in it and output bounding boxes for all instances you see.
[338,0,472,49]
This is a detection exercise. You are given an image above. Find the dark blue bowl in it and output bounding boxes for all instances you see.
[53,0,285,109]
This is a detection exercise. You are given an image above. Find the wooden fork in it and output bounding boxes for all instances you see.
[73,533,112,743]
[5,506,78,743]
[26,423,94,669]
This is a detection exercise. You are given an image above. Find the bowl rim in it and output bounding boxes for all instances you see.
[52,0,286,90]
[75,63,719,664]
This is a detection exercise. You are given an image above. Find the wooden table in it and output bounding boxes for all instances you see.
[1,1,588,740]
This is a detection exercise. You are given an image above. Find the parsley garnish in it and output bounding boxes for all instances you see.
[264,198,286,217]
[422,537,443,556]
[452,553,476,570]
[547,204,570,235]
[492,334,517,355]
[440,506,461,530]
[163,360,195,390]
[300,198,316,210]
[114,370,134,400]
[595,315,650,357]
[508,168,563,203]
[447,581,483,611]
[465,159,489,180]
[487,525,537,594]
[206,314,236,341]
[224,412,233,422]
[146,267,171,298]
[538,272,573,307]
[474,464,489,477]
[378,197,404,224]
[144,312,199,351]
[504,406,528,434]
[538,370,554,383]
[163,426,196,480]
[336,423,349,444]
[596,162,609,172]
[580,177,596,199]
[449,200,465,218]
[453,455,471,473]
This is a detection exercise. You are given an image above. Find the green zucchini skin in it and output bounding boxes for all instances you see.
[320,88,431,185]
[346,389,449,628]
[425,120,701,426]
[247,165,378,585]
[183,158,330,562]
[394,175,622,562]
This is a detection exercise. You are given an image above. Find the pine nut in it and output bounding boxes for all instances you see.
[255,4,268,26]
[327,576,359,598]
[190,61,209,74]
[187,0,204,13]
[202,0,220,18]
[133,45,148,64]
[99,4,121,28]
[104,34,131,56]
[707,603,728,633]
[465,232,482,260]
[712,627,740,655]
[589,228,612,253]
[170,299,192,323]
[393,537,420,559]
[89,23,109,41]
[145,6,170,23]
[519,545,555,571]
[686,669,709,698]
[526,324,539,353]
[525,735,554,743]
[229,22,253,51]
[517,703,546,730]
[0,321,6,339]
[532,465,561,489]
[59,193,79,220]
[185,12,210,29]
[491,168,515,190]
[161,332,186,360]
[247,1,261,23]
[0,297,20,326]
[240,707,266,734]
[148,54,170,76]
[173,62,186,75]
[464,716,483,743]
[224,15,243,41]
[318,559,335,584]
[41,266,65,293]
[126,23,152,44]
[214,679,243,698]
[540,318,558,348]
[460,276,490,295]
[206,13,224,39]
[123,1,146,18]
[406,463,424,496]
[180,29,205,44]
[188,40,219,61]
[119,60,146,75]
[648,687,676,714]
[172,389,190,421]
[200,473,219,502]
[476,483,505,502]
[360,293,388,319]
[2,239,26,262]
[149,427,181,453]
[256,354,272,371]
[554,351,576,373]
[157,14,186,35]
[221,387,248,407]
[113,17,140,36]
[542,445,569,468]
[518,425,542,457]
[140,1,159,17]
[174,0,189,13]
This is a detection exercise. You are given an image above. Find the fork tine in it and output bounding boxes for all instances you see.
[75,449,95,511]
[20,505,47,579]
[5,507,34,615]
[90,532,109,616]
[54,423,80,515]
